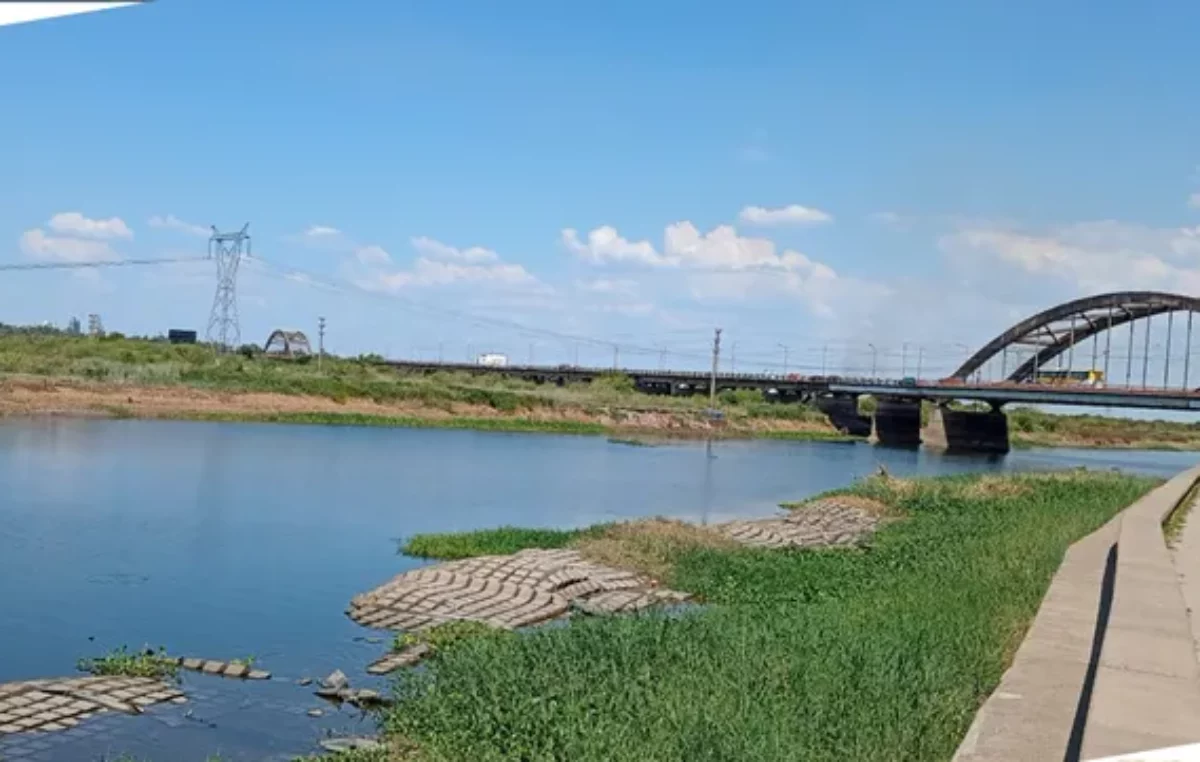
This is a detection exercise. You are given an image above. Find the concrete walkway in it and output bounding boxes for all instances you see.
[1080,467,1200,759]
[954,464,1200,762]
[1171,488,1200,667]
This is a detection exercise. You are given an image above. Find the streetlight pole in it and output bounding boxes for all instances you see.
[317,316,325,373]
[709,328,722,408]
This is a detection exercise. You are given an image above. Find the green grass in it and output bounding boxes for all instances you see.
[4,332,1197,450]
[394,620,514,654]
[0,332,850,439]
[1163,476,1200,547]
[1007,405,1200,449]
[382,470,1156,762]
[77,646,178,681]
[401,525,611,560]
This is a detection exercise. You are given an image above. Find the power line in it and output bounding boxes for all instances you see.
[248,256,717,364]
[0,256,207,272]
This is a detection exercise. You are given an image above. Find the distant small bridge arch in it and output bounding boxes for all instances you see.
[263,329,312,358]
[951,291,1200,383]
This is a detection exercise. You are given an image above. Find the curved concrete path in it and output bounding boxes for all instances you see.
[954,465,1200,762]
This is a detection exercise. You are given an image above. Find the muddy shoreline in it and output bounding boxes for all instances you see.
[0,377,850,441]
[2,376,1197,450]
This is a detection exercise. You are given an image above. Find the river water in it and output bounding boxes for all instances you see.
[0,418,1195,761]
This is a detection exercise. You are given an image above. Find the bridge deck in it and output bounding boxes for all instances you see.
[380,359,1200,411]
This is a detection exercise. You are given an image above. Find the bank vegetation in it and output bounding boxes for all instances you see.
[1,330,1197,449]
[364,470,1156,761]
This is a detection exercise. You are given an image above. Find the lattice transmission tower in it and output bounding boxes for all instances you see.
[206,224,250,351]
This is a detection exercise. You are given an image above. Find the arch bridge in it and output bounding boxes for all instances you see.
[950,291,1200,388]
[826,291,1200,454]
[264,329,312,358]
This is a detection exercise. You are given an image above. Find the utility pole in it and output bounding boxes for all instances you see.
[821,344,828,376]
[731,340,737,373]
[869,343,878,378]
[916,346,923,380]
[709,328,722,408]
[317,316,326,372]
[438,341,444,363]
[612,344,619,370]
[777,343,789,375]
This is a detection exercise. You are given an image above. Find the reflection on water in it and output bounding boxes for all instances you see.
[0,418,1194,760]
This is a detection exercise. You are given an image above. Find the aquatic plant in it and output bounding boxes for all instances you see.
[394,620,513,655]
[77,645,179,681]
[400,525,610,560]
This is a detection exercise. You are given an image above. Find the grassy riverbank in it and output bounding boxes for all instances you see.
[1007,407,1200,450]
[0,331,842,440]
[377,470,1154,761]
[2,331,1200,449]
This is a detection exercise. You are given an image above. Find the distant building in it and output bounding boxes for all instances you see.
[66,317,81,336]
[168,329,197,345]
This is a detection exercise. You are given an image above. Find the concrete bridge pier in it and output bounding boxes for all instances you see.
[923,404,1010,454]
[816,395,871,437]
[870,398,922,448]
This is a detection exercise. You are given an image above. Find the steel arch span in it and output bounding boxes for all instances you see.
[950,291,1200,383]
[263,329,312,357]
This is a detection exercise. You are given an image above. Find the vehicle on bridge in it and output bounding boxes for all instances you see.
[1031,369,1105,387]
[476,353,509,367]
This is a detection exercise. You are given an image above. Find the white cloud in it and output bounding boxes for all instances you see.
[411,236,499,263]
[939,220,1200,296]
[562,220,875,318]
[148,214,209,237]
[20,228,119,263]
[665,222,823,271]
[305,225,341,238]
[47,212,132,240]
[365,259,538,291]
[561,226,661,266]
[563,221,829,272]
[1189,193,1200,210]
[354,245,392,266]
[346,236,545,294]
[738,204,833,226]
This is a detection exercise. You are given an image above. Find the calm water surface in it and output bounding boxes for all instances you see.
[0,418,1195,760]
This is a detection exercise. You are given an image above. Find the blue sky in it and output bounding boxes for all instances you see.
[4,1,1200,379]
